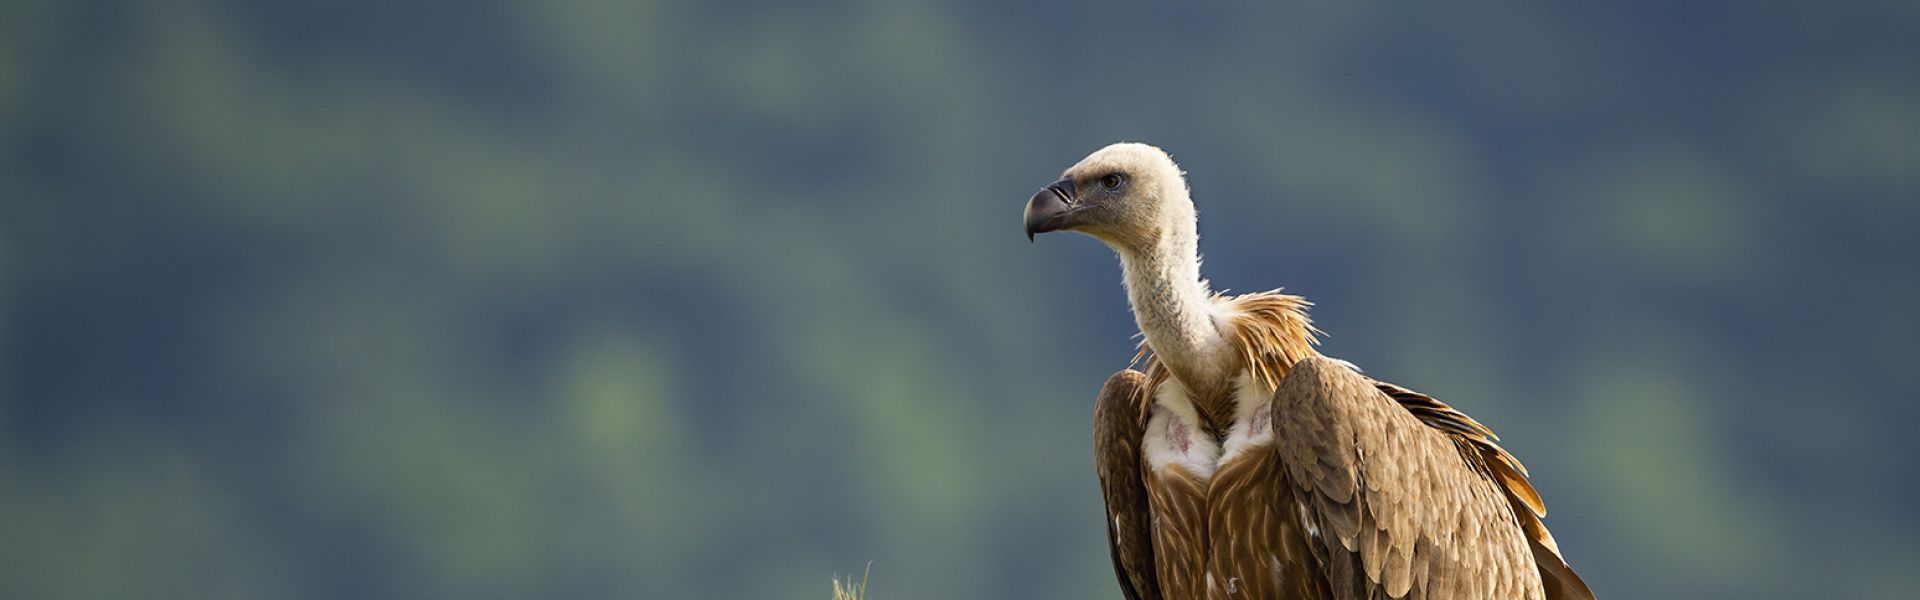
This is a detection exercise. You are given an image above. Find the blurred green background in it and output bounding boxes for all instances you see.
[3,1,1917,598]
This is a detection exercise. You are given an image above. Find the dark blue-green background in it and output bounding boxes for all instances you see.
[3,1,1916,598]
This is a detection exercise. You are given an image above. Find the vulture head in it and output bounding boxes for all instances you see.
[1025,142,1225,385]
[1023,142,1194,255]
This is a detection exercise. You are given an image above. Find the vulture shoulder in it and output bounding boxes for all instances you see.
[1093,369,1160,600]
[1272,356,1594,600]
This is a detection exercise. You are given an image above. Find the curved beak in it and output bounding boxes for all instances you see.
[1023,178,1077,241]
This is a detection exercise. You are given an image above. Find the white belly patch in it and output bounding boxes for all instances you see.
[1142,374,1276,481]
[1142,380,1222,479]
[1220,374,1277,463]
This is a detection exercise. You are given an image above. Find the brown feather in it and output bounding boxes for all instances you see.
[1374,379,1589,599]
[1219,291,1323,391]
[1274,355,1564,599]
[1094,370,1162,600]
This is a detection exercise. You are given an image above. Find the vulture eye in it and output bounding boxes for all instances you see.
[1101,173,1127,191]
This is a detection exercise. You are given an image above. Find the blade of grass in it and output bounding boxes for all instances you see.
[831,562,872,600]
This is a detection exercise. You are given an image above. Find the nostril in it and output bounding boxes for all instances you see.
[1047,178,1076,204]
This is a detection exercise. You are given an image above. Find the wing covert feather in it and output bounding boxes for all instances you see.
[1093,370,1160,600]
[1273,357,1550,600]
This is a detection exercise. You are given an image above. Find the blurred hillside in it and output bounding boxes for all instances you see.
[2,1,1917,598]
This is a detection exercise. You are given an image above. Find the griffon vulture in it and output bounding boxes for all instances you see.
[1023,143,1592,600]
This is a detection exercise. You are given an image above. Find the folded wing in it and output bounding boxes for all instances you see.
[1094,370,1161,600]
[1272,357,1592,600]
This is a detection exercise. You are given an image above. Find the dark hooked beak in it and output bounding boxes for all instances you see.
[1023,178,1077,241]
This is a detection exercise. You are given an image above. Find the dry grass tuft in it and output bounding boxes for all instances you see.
[831,562,872,600]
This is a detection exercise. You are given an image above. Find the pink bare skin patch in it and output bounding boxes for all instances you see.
[1168,418,1192,454]
[1249,405,1271,434]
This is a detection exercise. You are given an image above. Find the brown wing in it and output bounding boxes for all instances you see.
[1374,382,1594,600]
[1093,370,1161,600]
[1272,357,1565,600]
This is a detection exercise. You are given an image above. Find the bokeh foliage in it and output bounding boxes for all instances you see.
[2,1,1916,598]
